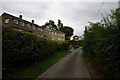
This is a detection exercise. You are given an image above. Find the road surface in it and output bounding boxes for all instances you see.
[37,47,90,78]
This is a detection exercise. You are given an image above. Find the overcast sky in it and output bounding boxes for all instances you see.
[0,0,119,36]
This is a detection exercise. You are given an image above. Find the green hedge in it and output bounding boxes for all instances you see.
[70,40,82,48]
[82,8,120,78]
[2,26,69,78]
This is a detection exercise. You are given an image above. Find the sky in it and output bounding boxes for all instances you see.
[0,0,119,37]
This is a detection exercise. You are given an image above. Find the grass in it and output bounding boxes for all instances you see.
[11,50,71,78]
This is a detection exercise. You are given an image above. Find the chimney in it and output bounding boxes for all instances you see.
[32,20,34,24]
[19,15,22,19]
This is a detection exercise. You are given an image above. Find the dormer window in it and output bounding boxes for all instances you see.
[5,19,10,23]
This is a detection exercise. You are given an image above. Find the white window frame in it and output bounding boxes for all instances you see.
[5,19,10,23]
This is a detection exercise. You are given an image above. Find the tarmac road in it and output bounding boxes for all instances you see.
[37,47,90,78]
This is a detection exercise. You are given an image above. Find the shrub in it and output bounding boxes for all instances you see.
[2,26,69,78]
[70,40,82,48]
[82,8,120,78]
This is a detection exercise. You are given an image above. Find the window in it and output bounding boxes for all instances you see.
[52,37,55,40]
[20,22,25,26]
[38,35,43,37]
[13,19,18,24]
[38,28,40,30]
[41,29,43,31]
[26,24,31,28]
[18,29,23,31]
[32,25,35,29]
[58,38,61,40]
[52,32,54,34]
[38,28,43,31]
[60,34,62,36]
[5,19,10,23]
[55,32,56,35]
[58,33,60,36]
[14,28,23,31]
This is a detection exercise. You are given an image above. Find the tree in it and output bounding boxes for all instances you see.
[60,26,74,40]
[82,8,120,78]
[41,20,74,40]
[48,20,58,30]
[41,22,49,29]
[57,19,63,30]
[41,20,58,30]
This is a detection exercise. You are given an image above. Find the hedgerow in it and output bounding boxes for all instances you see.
[2,26,69,78]
[82,8,120,78]
[69,40,82,48]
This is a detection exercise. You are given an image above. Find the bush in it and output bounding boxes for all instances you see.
[70,40,82,48]
[2,26,69,78]
[82,8,120,78]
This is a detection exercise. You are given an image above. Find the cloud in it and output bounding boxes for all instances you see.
[1,1,118,36]
[1,0,118,2]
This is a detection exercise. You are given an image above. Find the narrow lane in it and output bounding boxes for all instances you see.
[38,48,90,78]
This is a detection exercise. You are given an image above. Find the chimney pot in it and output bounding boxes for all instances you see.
[19,15,22,19]
[32,20,34,23]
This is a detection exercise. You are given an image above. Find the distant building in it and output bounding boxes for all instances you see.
[43,27,65,41]
[73,35,82,41]
[0,12,43,36]
[0,12,65,41]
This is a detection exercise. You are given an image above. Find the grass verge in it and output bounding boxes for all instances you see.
[11,50,71,78]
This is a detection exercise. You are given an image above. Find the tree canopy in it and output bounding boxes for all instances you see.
[60,26,74,40]
[41,19,74,40]
[82,8,120,78]
[41,20,58,30]
[57,19,63,30]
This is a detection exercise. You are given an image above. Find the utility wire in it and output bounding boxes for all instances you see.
[118,0,120,8]
[94,0,105,21]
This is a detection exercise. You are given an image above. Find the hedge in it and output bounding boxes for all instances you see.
[82,8,120,78]
[2,26,69,78]
[69,40,82,48]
